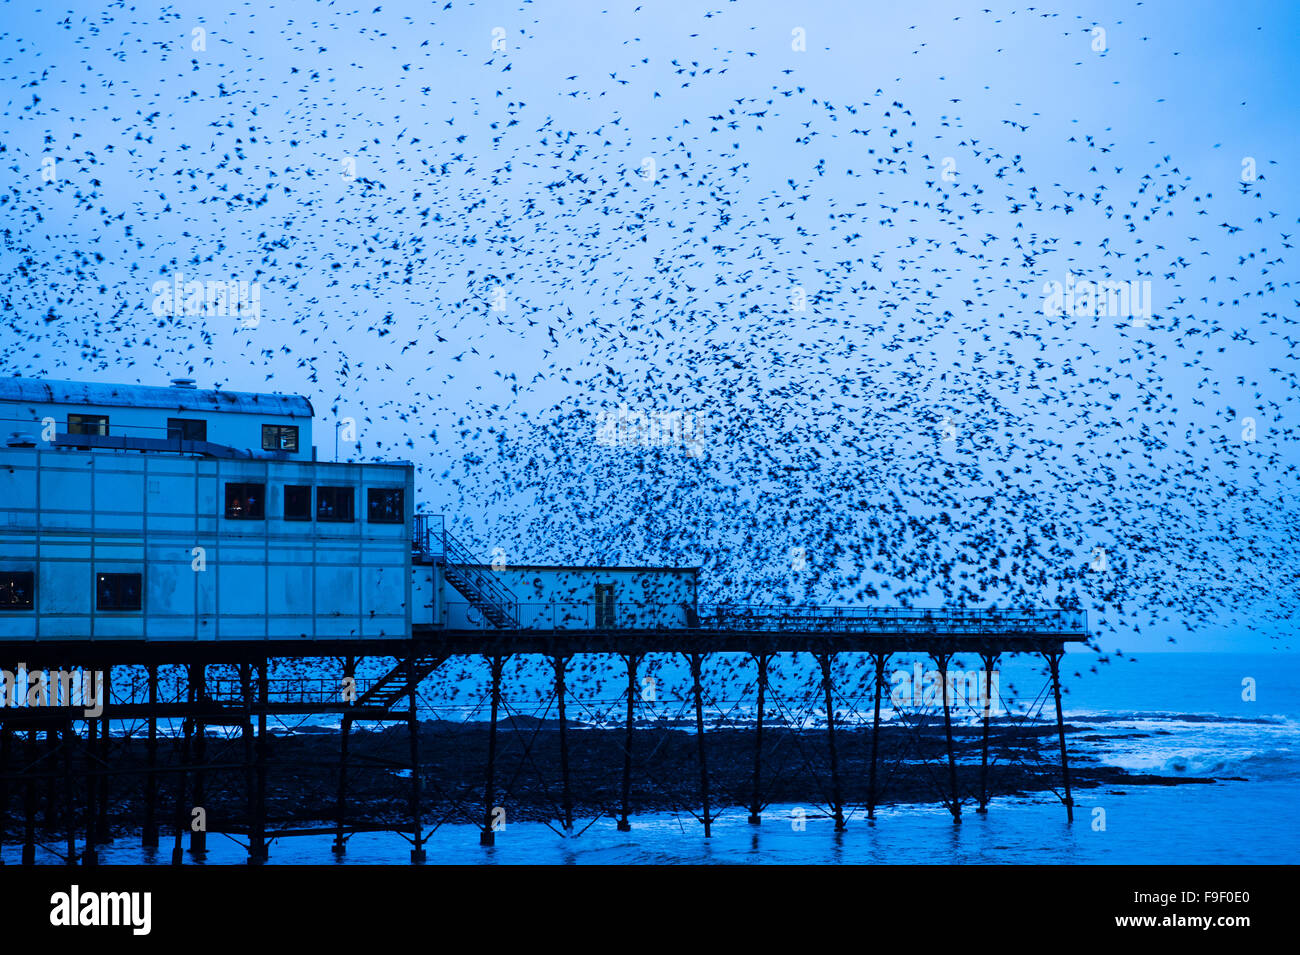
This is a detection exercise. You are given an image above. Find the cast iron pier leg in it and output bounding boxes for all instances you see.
[408,655,425,862]
[868,653,886,820]
[554,655,573,832]
[84,712,96,859]
[23,729,36,864]
[95,667,110,844]
[748,653,769,825]
[79,721,97,865]
[1048,651,1074,823]
[819,653,846,831]
[977,653,996,814]
[189,663,206,856]
[334,656,355,856]
[689,653,711,838]
[171,707,191,866]
[249,659,268,863]
[480,655,504,847]
[618,654,637,832]
[142,665,159,848]
[0,724,9,864]
[44,728,56,829]
[63,722,78,865]
[936,653,962,824]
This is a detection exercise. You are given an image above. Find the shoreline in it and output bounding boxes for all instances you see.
[6,719,1219,841]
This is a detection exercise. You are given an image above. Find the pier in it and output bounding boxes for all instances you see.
[0,604,1086,864]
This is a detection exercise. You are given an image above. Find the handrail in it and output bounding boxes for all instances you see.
[438,600,1086,636]
[440,527,520,628]
[413,514,519,629]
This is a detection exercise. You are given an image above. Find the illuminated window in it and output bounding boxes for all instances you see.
[67,414,109,436]
[0,571,34,610]
[225,482,265,519]
[262,424,299,452]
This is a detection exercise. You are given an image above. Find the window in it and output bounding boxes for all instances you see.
[367,488,405,524]
[96,573,142,611]
[284,484,312,521]
[224,482,265,519]
[67,414,109,436]
[262,424,299,453]
[167,417,207,442]
[316,486,354,522]
[595,584,616,629]
[0,571,34,610]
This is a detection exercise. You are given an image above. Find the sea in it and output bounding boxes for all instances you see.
[8,651,1299,864]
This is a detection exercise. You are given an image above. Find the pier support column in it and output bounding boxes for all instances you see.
[44,728,57,830]
[189,663,206,856]
[78,721,96,865]
[142,665,159,848]
[1048,652,1074,823]
[95,667,110,844]
[407,655,425,863]
[22,729,36,864]
[688,653,711,838]
[977,653,997,814]
[819,653,846,831]
[935,652,962,824]
[868,653,887,820]
[240,663,257,863]
[617,654,638,832]
[250,659,269,863]
[748,653,770,825]
[553,655,573,832]
[480,655,504,847]
[63,722,79,865]
[333,656,356,856]
[0,723,10,865]
[84,713,96,859]
[171,704,191,866]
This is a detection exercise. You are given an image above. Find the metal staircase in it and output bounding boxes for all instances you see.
[413,514,520,630]
[354,654,449,710]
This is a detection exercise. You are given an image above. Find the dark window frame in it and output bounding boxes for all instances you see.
[67,414,109,436]
[316,485,355,523]
[262,424,300,453]
[283,484,312,521]
[224,482,266,520]
[96,572,142,612]
[366,487,405,524]
[0,571,35,610]
[166,417,207,442]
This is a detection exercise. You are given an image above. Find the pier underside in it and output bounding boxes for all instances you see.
[0,613,1086,864]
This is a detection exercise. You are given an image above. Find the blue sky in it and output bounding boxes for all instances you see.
[1,0,1297,651]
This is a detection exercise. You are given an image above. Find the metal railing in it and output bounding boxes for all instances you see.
[412,514,444,559]
[439,600,1085,636]
[700,605,1086,635]
[413,514,520,629]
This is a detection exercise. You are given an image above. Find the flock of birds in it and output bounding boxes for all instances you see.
[1,2,1296,708]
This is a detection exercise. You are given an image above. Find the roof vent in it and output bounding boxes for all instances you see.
[170,378,197,389]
